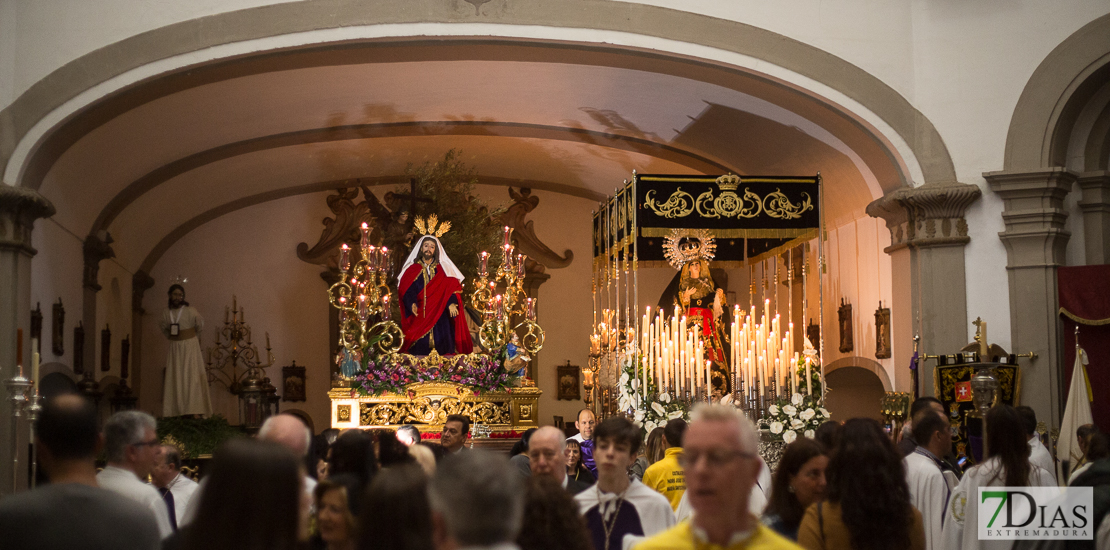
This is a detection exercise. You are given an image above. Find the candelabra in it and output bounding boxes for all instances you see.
[328,222,404,357]
[205,297,275,430]
[470,226,544,355]
[5,369,30,494]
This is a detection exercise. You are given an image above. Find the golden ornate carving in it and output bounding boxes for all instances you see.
[644,187,696,218]
[334,381,541,431]
[646,184,813,220]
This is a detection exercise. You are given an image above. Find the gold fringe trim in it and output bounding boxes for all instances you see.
[640,227,818,239]
[637,176,818,184]
[1059,307,1110,325]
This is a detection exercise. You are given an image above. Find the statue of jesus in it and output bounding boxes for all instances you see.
[397,235,474,356]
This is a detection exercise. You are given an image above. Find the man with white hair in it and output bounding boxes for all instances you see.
[528,426,590,494]
[97,410,175,539]
[634,405,800,550]
[429,450,524,550]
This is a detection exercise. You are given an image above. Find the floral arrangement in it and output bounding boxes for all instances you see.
[351,351,520,396]
[617,353,690,434]
[762,392,831,443]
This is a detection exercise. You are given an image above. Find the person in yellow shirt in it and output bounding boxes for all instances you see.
[642,419,687,510]
[635,405,802,550]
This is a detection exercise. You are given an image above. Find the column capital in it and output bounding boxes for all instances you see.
[0,186,55,255]
[1077,171,1110,213]
[131,270,156,313]
[984,167,1075,268]
[866,181,981,252]
[82,232,116,291]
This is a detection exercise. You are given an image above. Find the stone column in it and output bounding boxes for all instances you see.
[0,186,55,495]
[129,270,155,408]
[867,181,981,398]
[1078,171,1110,265]
[984,168,1076,427]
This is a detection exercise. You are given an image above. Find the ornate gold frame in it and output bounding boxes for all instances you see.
[329,381,541,432]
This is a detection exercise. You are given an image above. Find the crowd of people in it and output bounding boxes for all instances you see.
[1,393,1109,550]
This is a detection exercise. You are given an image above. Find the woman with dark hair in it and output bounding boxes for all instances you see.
[813,420,841,451]
[516,476,593,550]
[797,418,925,550]
[328,429,379,490]
[762,438,828,540]
[941,405,1054,549]
[312,476,361,550]
[168,438,307,550]
[358,464,433,550]
[1068,427,1106,484]
[630,427,666,481]
[564,438,595,485]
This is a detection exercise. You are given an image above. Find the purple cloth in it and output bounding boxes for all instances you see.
[580,438,598,477]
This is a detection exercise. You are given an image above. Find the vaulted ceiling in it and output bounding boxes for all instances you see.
[23,38,908,272]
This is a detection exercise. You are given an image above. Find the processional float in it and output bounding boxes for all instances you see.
[326,215,544,436]
[590,173,830,467]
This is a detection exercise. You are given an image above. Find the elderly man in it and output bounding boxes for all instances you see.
[0,395,161,550]
[528,426,590,495]
[97,410,175,539]
[429,450,524,550]
[635,405,800,550]
[151,444,199,530]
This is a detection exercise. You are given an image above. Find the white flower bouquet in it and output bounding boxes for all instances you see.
[617,353,690,435]
[760,391,831,443]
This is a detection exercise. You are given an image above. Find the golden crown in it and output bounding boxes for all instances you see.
[414,214,451,238]
[662,228,717,270]
[716,173,741,192]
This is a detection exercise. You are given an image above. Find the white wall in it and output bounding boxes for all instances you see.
[29,218,86,367]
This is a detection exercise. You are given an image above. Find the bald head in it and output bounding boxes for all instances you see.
[258,414,311,457]
[527,426,569,482]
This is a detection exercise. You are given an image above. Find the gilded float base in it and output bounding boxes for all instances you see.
[329,381,541,433]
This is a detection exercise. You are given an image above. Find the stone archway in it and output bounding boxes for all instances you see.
[985,13,1110,426]
[824,358,889,421]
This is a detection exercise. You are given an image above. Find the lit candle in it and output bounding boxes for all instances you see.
[806,359,813,396]
[367,245,377,271]
[31,338,40,393]
[381,294,392,321]
[357,295,369,321]
[706,360,712,402]
[478,251,490,277]
[525,298,536,321]
[503,225,512,247]
[339,244,350,272]
[360,222,370,250]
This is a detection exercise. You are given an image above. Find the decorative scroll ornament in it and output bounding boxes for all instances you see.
[644,187,695,218]
[414,214,451,238]
[662,228,717,270]
[646,174,814,220]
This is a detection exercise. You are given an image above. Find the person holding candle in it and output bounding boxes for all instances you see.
[397,229,474,356]
[161,284,212,419]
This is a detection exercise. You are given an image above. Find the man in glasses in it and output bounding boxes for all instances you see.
[97,410,174,539]
[635,405,800,550]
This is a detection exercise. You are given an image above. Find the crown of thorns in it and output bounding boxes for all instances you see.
[662,229,716,270]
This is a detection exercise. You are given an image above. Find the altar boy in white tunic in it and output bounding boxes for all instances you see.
[905,410,958,550]
[941,405,1055,550]
[576,416,675,550]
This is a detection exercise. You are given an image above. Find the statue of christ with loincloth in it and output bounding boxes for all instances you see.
[397,235,474,356]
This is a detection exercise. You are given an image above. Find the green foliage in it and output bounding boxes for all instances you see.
[402,150,506,291]
[156,414,245,458]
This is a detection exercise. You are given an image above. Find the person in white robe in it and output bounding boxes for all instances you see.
[904,411,958,550]
[941,405,1056,550]
[1017,405,1058,484]
[161,284,212,418]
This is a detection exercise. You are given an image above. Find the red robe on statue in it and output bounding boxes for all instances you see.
[398,261,474,355]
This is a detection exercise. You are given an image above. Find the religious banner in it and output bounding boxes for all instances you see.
[934,358,1022,464]
[592,173,821,268]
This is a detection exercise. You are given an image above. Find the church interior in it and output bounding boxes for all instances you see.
[2,0,1110,493]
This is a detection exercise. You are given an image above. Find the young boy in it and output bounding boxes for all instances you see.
[575,416,676,550]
